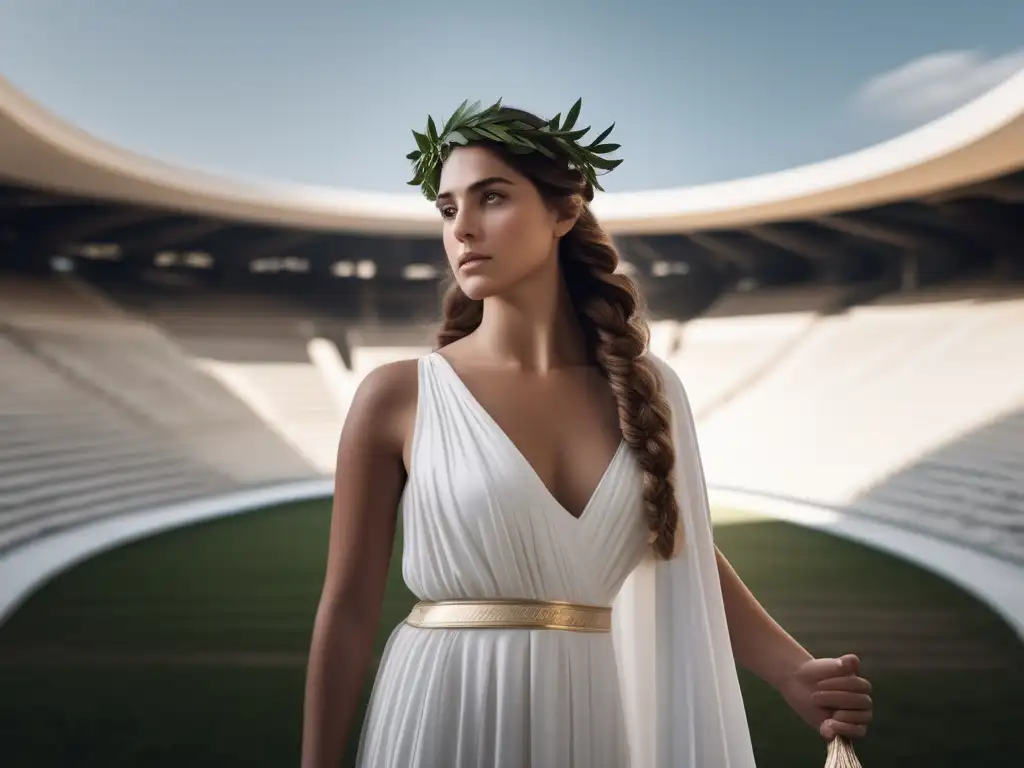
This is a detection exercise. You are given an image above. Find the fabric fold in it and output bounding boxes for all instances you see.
[612,355,757,767]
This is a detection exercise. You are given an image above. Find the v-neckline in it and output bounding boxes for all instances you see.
[431,352,626,523]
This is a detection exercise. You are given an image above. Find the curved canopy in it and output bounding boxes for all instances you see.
[1,70,1023,236]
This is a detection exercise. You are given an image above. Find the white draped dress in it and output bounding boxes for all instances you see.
[355,352,757,767]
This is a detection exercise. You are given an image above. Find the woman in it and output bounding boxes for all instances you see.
[301,100,873,767]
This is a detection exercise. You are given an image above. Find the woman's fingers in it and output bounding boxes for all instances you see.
[812,690,873,710]
[816,674,873,694]
[821,707,873,740]
[832,709,874,725]
[824,719,869,740]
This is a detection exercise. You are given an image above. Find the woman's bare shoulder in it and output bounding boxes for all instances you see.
[354,358,420,406]
[342,358,421,453]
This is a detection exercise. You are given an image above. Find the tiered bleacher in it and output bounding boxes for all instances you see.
[0,274,322,551]
[346,326,436,376]
[689,284,1024,563]
[93,285,352,473]
[666,286,847,418]
[3,271,1021,567]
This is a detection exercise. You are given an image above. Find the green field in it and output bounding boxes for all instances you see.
[0,499,1021,767]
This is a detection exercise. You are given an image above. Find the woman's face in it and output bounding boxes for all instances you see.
[435,146,574,301]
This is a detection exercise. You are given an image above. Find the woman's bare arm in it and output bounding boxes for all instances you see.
[716,546,874,740]
[300,361,417,768]
[715,546,812,690]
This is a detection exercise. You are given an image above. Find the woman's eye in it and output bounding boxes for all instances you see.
[439,193,501,220]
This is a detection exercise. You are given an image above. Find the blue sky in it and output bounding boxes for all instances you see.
[1,1,1022,193]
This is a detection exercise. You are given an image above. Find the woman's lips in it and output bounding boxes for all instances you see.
[458,253,491,270]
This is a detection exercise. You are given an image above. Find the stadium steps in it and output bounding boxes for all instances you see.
[0,476,224,553]
[0,333,234,551]
[0,274,332,551]
[0,274,321,485]
[672,311,820,421]
[698,288,1024,564]
[85,286,349,474]
[24,327,318,484]
[668,285,856,421]
[346,326,435,376]
[195,352,344,474]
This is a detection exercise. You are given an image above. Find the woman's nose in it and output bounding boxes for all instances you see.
[452,207,479,243]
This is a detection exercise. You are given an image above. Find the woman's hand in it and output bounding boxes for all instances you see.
[778,654,873,741]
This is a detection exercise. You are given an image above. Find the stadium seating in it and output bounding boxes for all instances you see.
[0,330,231,551]
[0,274,322,551]
[689,286,1024,563]
[87,284,352,473]
[2,271,1021,568]
[665,286,848,418]
[346,326,435,376]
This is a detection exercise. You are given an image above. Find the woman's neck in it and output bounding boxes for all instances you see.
[474,262,589,372]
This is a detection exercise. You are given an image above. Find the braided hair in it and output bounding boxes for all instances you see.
[435,108,681,558]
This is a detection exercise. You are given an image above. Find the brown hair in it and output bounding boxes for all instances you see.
[434,107,681,558]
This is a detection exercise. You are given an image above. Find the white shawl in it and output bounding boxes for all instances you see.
[612,354,758,767]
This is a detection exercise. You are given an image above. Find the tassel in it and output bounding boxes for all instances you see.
[824,736,861,768]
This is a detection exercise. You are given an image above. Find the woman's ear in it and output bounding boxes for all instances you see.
[553,210,579,238]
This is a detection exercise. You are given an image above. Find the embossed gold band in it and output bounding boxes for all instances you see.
[406,599,613,633]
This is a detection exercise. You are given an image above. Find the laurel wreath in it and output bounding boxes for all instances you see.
[406,98,622,201]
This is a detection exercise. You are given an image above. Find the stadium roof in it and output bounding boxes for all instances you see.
[2,71,1024,237]
[0,71,1022,293]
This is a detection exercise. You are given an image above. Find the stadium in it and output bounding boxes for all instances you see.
[1,65,1023,767]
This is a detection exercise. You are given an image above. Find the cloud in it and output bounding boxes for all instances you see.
[853,49,1024,125]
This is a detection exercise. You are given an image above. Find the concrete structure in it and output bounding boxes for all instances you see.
[1,71,1024,237]
[1,70,1023,296]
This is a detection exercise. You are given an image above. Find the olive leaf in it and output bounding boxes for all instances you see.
[407,98,622,200]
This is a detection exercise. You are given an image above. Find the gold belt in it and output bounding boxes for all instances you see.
[405,599,612,633]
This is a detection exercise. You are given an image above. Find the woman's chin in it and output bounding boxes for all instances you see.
[458,275,502,301]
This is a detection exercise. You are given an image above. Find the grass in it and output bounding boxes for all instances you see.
[0,499,1021,767]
